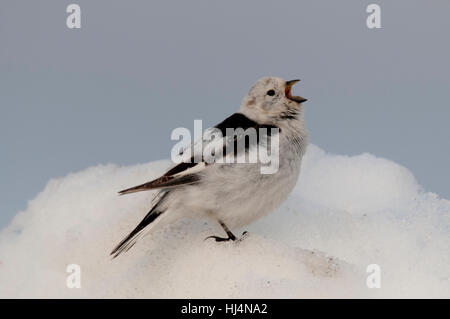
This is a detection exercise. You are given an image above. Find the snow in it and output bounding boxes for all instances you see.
[0,144,449,298]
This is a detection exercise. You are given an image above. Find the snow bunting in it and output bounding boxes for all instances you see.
[111,76,308,258]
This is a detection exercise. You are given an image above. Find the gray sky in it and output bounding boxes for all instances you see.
[1,0,449,228]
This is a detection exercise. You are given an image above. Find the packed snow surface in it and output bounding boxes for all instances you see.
[0,144,449,298]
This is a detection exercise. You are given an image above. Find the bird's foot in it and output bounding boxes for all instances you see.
[204,235,234,242]
[204,231,248,243]
[240,231,249,240]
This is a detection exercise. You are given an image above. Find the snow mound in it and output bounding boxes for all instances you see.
[0,144,449,298]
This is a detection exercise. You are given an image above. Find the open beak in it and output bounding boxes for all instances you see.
[285,79,307,103]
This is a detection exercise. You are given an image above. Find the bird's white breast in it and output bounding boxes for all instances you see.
[172,130,306,229]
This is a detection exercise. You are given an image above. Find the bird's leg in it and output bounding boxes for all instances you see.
[205,220,237,242]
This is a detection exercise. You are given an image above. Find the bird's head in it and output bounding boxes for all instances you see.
[240,76,307,124]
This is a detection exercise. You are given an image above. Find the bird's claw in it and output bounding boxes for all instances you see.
[204,235,234,242]
[204,231,248,243]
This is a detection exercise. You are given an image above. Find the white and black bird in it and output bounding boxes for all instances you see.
[111,76,308,258]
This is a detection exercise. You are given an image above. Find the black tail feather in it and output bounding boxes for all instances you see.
[111,192,170,258]
[110,210,162,258]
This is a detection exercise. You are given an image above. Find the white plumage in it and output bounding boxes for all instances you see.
[111,76,308,258]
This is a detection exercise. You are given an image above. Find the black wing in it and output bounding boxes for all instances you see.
[119,113,279,195]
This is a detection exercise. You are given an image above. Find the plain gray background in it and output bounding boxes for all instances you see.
[1,0,449,228]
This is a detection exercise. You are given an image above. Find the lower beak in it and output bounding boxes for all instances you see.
[285,79,307,103]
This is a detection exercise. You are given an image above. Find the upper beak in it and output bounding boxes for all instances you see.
[285,79,307,103]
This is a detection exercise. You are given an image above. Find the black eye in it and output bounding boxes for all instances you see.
[267,89,275,96]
